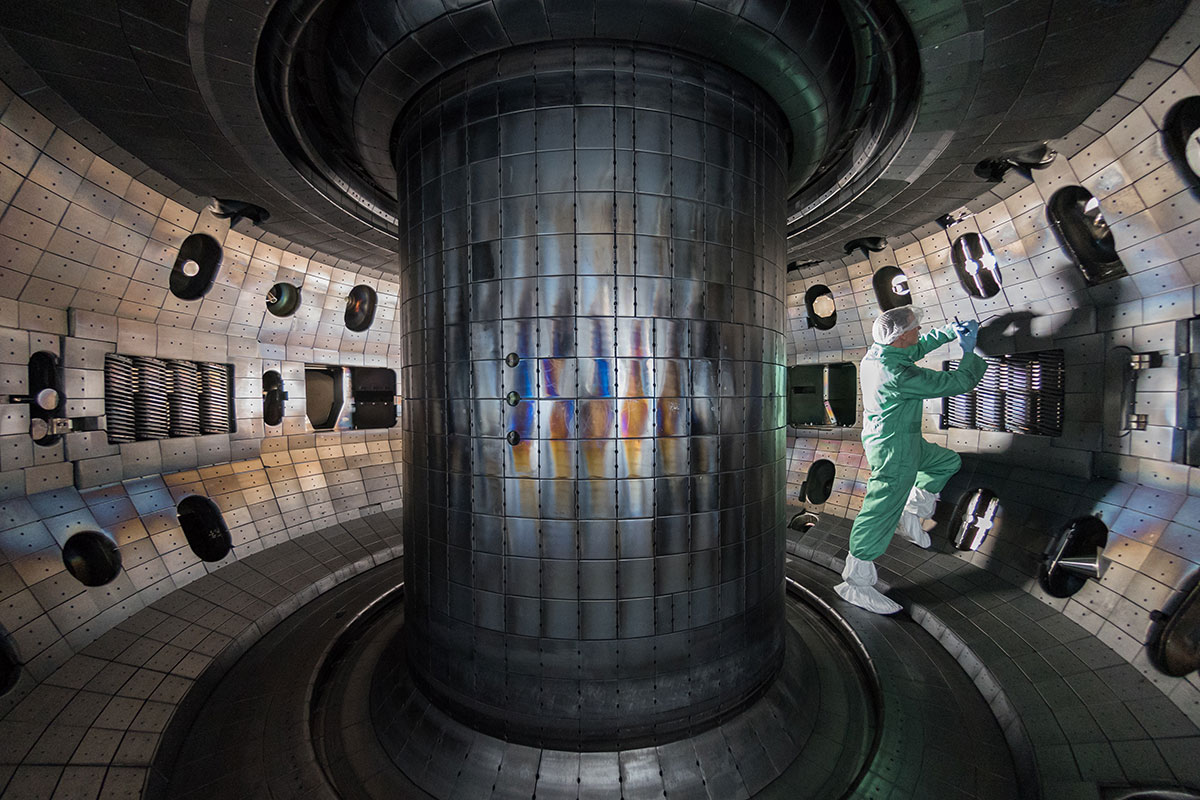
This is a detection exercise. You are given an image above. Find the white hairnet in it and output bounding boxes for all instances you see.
[872,306,921,345]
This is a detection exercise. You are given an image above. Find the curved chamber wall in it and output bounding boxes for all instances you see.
[395,44,789,747]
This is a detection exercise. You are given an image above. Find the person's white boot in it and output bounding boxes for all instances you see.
[834,554,902,615]
[895,486,937,548]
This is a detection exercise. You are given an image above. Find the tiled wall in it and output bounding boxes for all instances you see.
[785,12,1200,715]
[0,79,403,698]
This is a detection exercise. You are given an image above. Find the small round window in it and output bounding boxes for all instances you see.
[802,459,837,504]
[170,233,222,300]
[951,233,1001,299]
[948,488,999,551]
[872,266,911,311]
[62,531,122,586]
[345,285,377,332]
[266,282,301,317]
[804,285,837,330]
[177,495,233,562]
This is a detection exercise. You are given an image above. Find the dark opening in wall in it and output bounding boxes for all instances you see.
[345,285,377,331]
[170,233,222,300]
[1047,186,1127,285]
[350,367,397,429]
[804,284,837,330]
[306,365,344,430]
[0,628,19,697]
[942,350,1064,436]
[263,370,284,427]
[104,356,234,443]
[872,266,911,311]
[61,531,122,587]
[176,495,232,562]
[266,282,301,317]
[1163,96,1200,196]
[951,233,1002,298]
[1040,516,1108,598]
[801,459,837,504]
[788,363,856,426]
[26,351,63,446]
[948,488,999,551]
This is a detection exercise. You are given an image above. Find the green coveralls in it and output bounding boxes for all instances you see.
[849,326,987,561]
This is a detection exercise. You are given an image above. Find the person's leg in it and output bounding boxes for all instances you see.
[914,439,962,494]
[837,471,912,614]
[848,472,911,561]
[898,440,964,544]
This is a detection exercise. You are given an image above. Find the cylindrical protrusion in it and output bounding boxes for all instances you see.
[1057,553,1105,579]
[395,43,789,748]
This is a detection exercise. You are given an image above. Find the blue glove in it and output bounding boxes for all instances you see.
[955,319,979,354]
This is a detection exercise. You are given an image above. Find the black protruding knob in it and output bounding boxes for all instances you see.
[505,391,521,406]
[505,353,520,368]
[506,430,521,445]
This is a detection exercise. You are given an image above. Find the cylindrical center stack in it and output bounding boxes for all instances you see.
[395,43,790,748]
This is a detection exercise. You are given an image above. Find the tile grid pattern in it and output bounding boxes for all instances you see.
[0,78,405,700]
[788,517,1200,798]
[0,510,401,799]
[785,9,1200,732]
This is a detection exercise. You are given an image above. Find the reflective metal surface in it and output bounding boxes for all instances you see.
[397,44,789,748]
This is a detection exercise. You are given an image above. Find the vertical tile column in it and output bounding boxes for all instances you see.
[395,43,790,748]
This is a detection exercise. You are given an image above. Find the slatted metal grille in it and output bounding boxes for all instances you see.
[104,355,232,443]
[942,350,1064,436]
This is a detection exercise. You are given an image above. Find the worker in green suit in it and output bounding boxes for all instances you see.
[836,307,988,615]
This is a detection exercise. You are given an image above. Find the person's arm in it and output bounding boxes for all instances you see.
[893,352,987,400]
[911,325,957,360]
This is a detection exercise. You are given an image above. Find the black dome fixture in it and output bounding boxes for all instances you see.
[344,285,377,332]
[262,370,285,427]
[1047,186,1127,286]
[1163,96,1200,196]
[843,236,888,258]
[804,284,837,330]
[169,233,222,300]
[950,232,1002,299]
[973,143,1057,182]
[948,488,1000,551]
[176,496,233,563]
[266,282,301,317]
[801,459,837,505]
[1149,573,1200,678]
[1040,515,1109,599]
[872,266,912,311]
[61,531,122,587]
[0,628,19,698]
[207,197,270,228]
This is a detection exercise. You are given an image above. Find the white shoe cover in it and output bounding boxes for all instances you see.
[834,554,902,615]
[906,486,937,519]
[896,512,931,548]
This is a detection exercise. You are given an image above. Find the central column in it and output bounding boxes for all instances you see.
[396,42,789,748]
